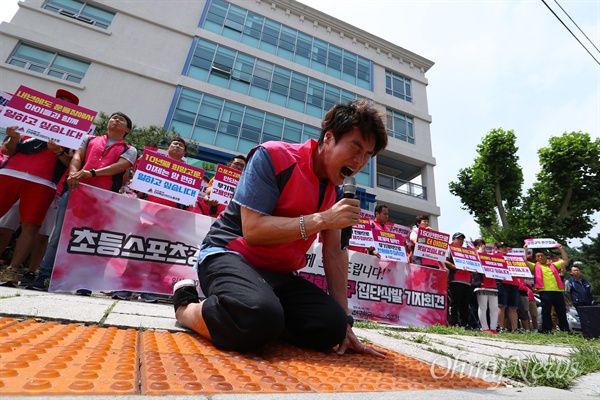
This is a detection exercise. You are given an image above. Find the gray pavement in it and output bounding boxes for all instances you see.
[1,286,598,399]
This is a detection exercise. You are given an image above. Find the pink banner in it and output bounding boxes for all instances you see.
[300,247,447,327]
[49,184,210,294]
[209,164,241,205]
[49,185,448,327]
[479,253,512,280]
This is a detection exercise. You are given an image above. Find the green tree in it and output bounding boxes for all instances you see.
[521,132,600,242]
[450,130,600,245]
[449,128,523,242]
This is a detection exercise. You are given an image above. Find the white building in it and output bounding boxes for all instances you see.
[0,0,440,227]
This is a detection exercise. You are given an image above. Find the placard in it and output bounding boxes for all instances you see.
[479,253,512,280]
[412,228,450,263]
[449,245,483,273]
[372,229,408,262]
[0,85,96,149]
[209,164,241,205]
[130,149,203,205]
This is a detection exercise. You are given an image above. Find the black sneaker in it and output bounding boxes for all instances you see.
[20,271,36,286]
[173,279,200,313]
[26,275,50,291]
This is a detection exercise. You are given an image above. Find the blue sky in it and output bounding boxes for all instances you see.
[2,1,599,246]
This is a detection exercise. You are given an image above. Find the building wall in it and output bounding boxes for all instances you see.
[0,0,441,228]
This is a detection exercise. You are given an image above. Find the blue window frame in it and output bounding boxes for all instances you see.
[43,0,115,29]
[385,70,412,102]
[200,0,372,90]
[386,109,415,144]
[8,43,90,83]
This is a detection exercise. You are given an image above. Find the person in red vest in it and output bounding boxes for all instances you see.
[0,89,77,286]
[496,242,520,332]
[524,243,570,333]
[365,204,389,257]
[444,232,472,328]
[27,112,137,293]
[173,99,388,356]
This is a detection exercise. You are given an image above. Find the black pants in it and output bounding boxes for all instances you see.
[539,291,570,333]
[448,282,471,327]
[198,252,347,352]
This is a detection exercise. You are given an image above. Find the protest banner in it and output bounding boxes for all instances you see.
[372,229,409,262]
[0,85,96,149]
[412,228,450,263]
[504,255,533,278]
[0,91,11,113]
[50,184,447,327]
[448,245,483,273]
[479,253,512,280]
[301,246,447,327]
[348,218,375,248]
[209,163,241,205]
[524,238,560,248]
[130,149,204,205]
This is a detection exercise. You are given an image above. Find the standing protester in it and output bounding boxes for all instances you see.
[565,262,593,312]
[173,99,388,356]
[367,204,389,258]
[496,243,520,332]
[444,232,472,328]
[524,244,571,333]
[0,89,77,286]
[472,239,498,333]
[27,112,137,293]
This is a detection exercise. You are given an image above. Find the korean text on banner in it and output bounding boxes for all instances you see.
[372,228,409,262]
[449,245,483,273]
[504,255,533,278]
[479,253,512,281]
[209,163,241,205]
[413,228,450,263]
[49,184,210,295]
[0,85,96,150]
[130,149,204,205]
[524,238,560,248]
[349,218,375,248]
[49,184,447,328]
[300,244,447,327]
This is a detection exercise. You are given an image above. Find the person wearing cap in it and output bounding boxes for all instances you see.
[565,262,593,312]
[523,243,571,333]
[444,232,473,328]
[0,89,77,286]
[27,112,138,293]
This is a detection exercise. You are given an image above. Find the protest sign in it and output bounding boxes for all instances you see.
[387,223,411,237]
[504,255,533,278]
[0,85,96,149]
[209,164,241,205]
[50,184,448,327]
[130,149,204,205]
[360,209,375,221]
[524,238,560,248]
[349,218,375,248]
[413,228,450,263]
[479,253,512,280]
[372,229,408,262]
[449,245,483,273]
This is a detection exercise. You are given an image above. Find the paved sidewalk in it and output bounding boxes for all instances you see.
[1,286,598,398]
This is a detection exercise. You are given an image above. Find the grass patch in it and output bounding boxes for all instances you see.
[427,347,454,358]
[495,343,600,389]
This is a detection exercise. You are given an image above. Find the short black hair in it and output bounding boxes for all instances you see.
[375,204,388,214]
[230,154,246,163]
[319,99,387,157]
[169,137,187,151]
[415,215,429,225]
[110,112,132,135]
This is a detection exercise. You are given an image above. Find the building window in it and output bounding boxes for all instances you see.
[185,38,360,119]
[385,70,412,102]
[43,0,115,29]
[201,0,372,90]
[386,109,415,144]
[7,43,90,83]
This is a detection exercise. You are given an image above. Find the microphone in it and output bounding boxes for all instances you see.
[341,175,356,250]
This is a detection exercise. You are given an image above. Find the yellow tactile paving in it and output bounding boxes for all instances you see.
[0,317,496,395]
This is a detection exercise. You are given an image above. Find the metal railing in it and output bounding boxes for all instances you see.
[376,172,427,200]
